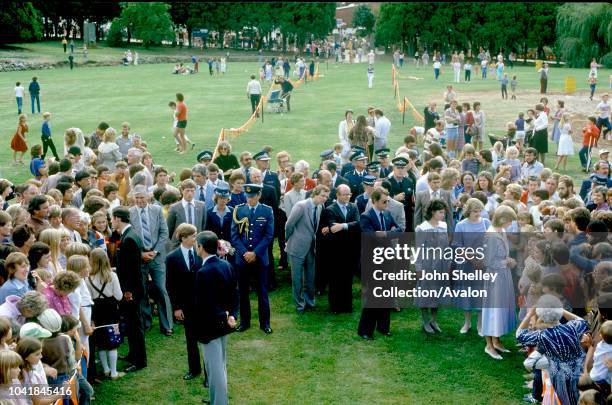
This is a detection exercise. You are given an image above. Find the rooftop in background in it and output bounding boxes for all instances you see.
[336,2,381,28]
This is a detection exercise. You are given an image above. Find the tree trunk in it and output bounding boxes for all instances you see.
[127,27,131,44]
[187,27,192,48]
[523,42,528,64]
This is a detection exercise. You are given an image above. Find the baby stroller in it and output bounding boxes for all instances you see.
[488,131,516,149]
[267,89,288,113]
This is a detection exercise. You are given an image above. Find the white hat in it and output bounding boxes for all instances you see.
[20,322,52,339]
[37,309,62,333]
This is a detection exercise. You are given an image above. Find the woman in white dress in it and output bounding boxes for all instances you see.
[554,113,574,171]
[337,110,355,163]
[480,205,518,360]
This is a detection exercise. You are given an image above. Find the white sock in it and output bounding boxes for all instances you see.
[98,350,110,374]
[109,350,119,376]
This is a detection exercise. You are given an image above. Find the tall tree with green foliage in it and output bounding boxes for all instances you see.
[557,2,612,68]
[280,3,335,48]
[352,5,376,38]
[0,2,42,44]
[119,2,174,48]
[375,3,430,53]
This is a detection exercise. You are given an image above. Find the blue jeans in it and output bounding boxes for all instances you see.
[579,145,590,168]
[434,68,440,80]
[48,373,72,405]
[16,97,22,113]
[31,94,40,113]
[597,117,612,137]
[482,68,487,79]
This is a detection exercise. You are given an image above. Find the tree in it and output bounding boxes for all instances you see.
[280,3,335,49]
[119,2,174,48]
[557,2,612,68]
[352,5,375,38]
[106,17,125,47]
[375,3,429,53]
[0,2,43,44]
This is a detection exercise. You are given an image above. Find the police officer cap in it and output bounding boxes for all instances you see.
[366,161,380,171]
[320,149,334,158]
[214,185,230,198]
[243,184,263,196]
[197,150,213,162]
[350,151,367,161]
[253,151,271,161]
[362,175,377,186]
[350,145,366,153]
[392,156,409,167]
[375,148,390,157]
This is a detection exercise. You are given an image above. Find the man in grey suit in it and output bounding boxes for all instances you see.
[130,185,174,335]
[285,185,330,314]
[167,179,207,244]
[413,172,454,231]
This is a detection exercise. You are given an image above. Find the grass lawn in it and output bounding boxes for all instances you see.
[0,48,610,404]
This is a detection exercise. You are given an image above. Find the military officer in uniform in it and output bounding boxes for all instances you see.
[340,145,366,177]
[344,150,368,202]
[376,148,392,178]
[387,156,415,232]
[366,161,380,178]
[356,175,376,214]
[230,184,274,334]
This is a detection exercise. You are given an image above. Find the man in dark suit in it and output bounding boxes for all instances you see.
[166,223,206,384]
[387,156,416,231]
[320,184,361,313]
[167,179,207,245]
[194,231,238,405]
[345,151,368,202]
[231,184,274,334]
[357,187,400,340]
[413,172,453,231]
[112,206,147,372]
[130,185,173,335]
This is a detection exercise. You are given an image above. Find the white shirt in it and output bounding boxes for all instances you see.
[14,85,24,98]
[590,341,612,383]
[415,174,430,194]
[374,116,391,141]
[534,112,549,131]
[597,101,610,120]
[246,79,262,95]
[180,245,196,269]
[433,61,441,69]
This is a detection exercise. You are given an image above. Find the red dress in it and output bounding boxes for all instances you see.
[10,123,28,152]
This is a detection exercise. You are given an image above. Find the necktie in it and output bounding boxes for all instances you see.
[312,206,318,231]
[245,167,250,182]
[340,204,347,219]
[187,202,194,225]
[140,208,152,249]
[250,207,255,222]
[188,249,195,271]
[199,186,205,202]
[379,212,386,231]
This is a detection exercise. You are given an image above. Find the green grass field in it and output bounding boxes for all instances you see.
[1,43,611,404]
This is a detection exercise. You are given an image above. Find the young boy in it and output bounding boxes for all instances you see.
[168,101,194,152]
[528,189,549,230]
[41,112,60,161]
[501,73,509,99]
[117,121,133,159]
[510,75,518,100]
[579,116,601,171]
[515,112,526,151]
[332,143,343,166]
[589,320,612,394]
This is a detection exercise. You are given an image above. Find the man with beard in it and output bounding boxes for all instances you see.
[557,176,584,206]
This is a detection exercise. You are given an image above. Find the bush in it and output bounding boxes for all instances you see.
[106,18,125,47]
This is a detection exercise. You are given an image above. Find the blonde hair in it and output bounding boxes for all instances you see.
[64,128,77,147]
[103,127,117,143]
[506,184,523,201]
[38,228,62,267]
[0,350,22,384]
[505,146,519,159]
[441,168,460,189]
[65,242,91,259]
[463,198,485,217]
[540,168,552,182]
[66,254,89,276]
[4,252,29,279]
[493,205,518,227]
[89,248,112,284]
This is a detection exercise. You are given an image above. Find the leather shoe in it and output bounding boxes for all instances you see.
[262,327,273,334]
[359,334,373,340]
[183,372,200,381]
[124,365,145,373]
[163,329,173,337]
[236,324,250,332]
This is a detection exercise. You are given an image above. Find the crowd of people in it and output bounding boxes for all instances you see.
[2,54,612,404]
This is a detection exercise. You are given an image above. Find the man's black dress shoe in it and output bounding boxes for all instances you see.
[163,329,173,337]
[236,324,250,332]
[262,327,273,334]
[183,372,200,380]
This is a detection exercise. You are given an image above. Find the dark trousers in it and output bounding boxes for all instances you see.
[532,369,543,402]
[283,92,291,112]
[41,136,60,160]
[16,97,22,114]
[250,94,261,114]
[597,117,612,138]
[121,298,147,368]
[501,84,508,99]
[358,308,390,336]
[464,70,471,82]
[238,261,270,329]
[31,94,40,113]
[579,145,590,168]
[434,68,440,80]
[328,266,353,313]
[590,84,596,99]
[184,309,204,376]
[276,210,288,268]
[540,78,547,94]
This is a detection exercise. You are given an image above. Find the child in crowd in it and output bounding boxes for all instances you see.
[518,252,542,320]
[17,336,63,404]
[515,112,525,151]
[510,75,518,100]
[0,350,23,399]
[0,316,13,350]
[62,314,94,404]
[29,144,46,181]
[588,320,612,396]
[332,143,343,166]
[539,168,552,189]
[460,144,479,175]
[500,146,521,182]
[555,112,574,171]
[491,141,505,170]
[529,189,550,231]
